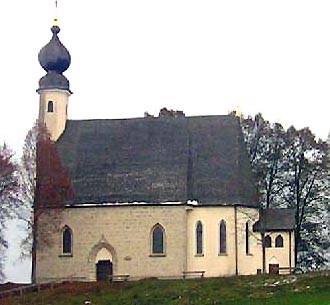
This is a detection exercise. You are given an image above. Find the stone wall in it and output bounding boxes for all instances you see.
[36,205,187,282]
[36,204,295,282]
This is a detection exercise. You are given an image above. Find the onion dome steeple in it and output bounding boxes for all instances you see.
[37,16,72,142]
[39,24,71,73]
[37,19,72,93]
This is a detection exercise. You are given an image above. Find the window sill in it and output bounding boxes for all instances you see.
[218,253,228,256]
[149,254,166,257]
[194,254,204,257]
[59,253,73,258]
[246,253,253,256]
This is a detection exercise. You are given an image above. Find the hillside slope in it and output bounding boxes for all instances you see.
[2,272,330,305]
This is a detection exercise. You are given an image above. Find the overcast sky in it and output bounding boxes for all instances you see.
[1,0,330,282]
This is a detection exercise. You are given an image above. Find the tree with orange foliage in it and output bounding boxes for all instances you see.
[20,121,74,283]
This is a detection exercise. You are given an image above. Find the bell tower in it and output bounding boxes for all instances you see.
[37,18,72,141]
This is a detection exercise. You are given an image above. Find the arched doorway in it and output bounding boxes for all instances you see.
[88,239,117,281]
[268,256,279,274]
[95,247,113,281]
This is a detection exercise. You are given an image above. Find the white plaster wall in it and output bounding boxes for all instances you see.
[186,206,237,277]
[236,207,262,275]
[265,231,295,273]
[186,206,270,276]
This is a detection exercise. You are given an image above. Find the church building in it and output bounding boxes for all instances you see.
[35,20,295,282]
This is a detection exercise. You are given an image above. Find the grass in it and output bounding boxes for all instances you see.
[2,272,330,305]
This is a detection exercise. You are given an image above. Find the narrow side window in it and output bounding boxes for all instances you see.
[196,221,203,255]
[219,220,226,254]
[245,222,250,254]
[62,226,72,254]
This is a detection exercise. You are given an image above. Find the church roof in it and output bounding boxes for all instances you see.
[56,115,259,206]
[253,209,296,232]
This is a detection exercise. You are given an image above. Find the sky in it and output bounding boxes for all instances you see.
[1,0,330,282]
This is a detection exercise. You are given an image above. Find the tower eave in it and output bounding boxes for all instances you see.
[37,71,72,93]
[36,88,73,95]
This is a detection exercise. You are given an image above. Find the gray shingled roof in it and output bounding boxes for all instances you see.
[56,115,258,206]
[253,209,295,231]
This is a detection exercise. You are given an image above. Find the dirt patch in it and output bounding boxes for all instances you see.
[0,283,29,292]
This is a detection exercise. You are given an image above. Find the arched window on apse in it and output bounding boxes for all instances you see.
[196,221,203,255]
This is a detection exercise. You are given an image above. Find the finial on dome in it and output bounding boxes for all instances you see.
[52,1,60,33]
[54,0,58,24]
[53,17,59,27]
[51,23,60,35]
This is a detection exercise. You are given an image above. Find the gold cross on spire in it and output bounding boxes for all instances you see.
[54,0,59,26]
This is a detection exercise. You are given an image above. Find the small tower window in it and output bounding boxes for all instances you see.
[47,101,54,113]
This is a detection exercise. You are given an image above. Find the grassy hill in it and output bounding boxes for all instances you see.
[2,272,330,305]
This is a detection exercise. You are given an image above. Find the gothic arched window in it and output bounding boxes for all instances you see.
[151,224,165,255]
[196,221,203,255]
[47,100,54,113]
[264,235,272,248]
[62,226,72,254]
[219,220,227,254]
[275,235,284,248]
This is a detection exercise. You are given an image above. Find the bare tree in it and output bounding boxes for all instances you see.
[285,126,329,268]
[242,113,330,270]
[242,113,287,208]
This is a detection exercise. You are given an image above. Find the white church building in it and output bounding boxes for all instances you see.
[35,20,295,282]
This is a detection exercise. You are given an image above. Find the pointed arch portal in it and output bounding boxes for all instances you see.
[88,241,117,281]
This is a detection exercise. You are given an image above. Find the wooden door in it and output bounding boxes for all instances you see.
[96,260,113,281]
[269,264,279,274]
